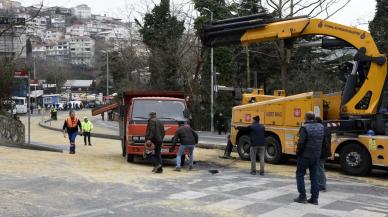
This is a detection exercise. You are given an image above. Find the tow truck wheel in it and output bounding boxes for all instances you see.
[339,143,371,176]
[264,136,283,164]
[126,153,134,163]
[237,135,251,161]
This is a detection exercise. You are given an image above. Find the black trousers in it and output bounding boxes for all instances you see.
[151,142,162,167]
[83,132,91,145]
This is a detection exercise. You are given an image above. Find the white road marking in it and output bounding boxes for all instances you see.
[168,191,208,200]
[55,208,109,217]
[208,198,255,211]
[350,209,387,217]
[244,186,295,200]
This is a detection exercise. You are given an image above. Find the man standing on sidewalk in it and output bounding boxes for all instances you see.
[294,112,324,205]
[170,121,198,171]
[237,115,266,175]
[63,110,82,154]
[315,117,332,192]
[145,112,165,173]
[81,117,94,146]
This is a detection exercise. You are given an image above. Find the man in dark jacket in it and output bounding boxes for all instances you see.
[170,121,198,171]
[145,112,165,173]
[238,115,266,175]
[315,117,332,192]
[294,112,324,205]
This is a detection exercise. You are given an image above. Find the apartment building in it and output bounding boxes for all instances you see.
[69,36,95,66]
[71,4,91,19]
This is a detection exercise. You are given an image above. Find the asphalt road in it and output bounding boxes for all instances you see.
[1,111,386,217]
[1,165,388,217]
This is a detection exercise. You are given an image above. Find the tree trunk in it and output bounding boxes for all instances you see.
[279,40,288,90]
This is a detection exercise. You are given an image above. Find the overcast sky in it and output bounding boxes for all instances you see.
[17,0,376,30]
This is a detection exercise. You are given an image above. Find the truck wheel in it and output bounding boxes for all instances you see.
[264,136,283,164]
[339,143,371,176]
[126,154,134,163]
[237,135,251,161]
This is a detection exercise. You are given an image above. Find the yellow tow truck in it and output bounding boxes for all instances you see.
[201,14,388,176]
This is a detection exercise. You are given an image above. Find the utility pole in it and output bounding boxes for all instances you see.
[27,72,31,145]
[204,7,214,132]
[106,51,109,97]
[246,46,250,88]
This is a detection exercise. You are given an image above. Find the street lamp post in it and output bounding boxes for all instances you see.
[100,50,110,99]
[106,51,109,97]
[203,7,214,133]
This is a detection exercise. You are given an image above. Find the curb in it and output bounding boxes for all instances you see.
[0,142,63,153]
[39,121,227,150]
[39,121,121,140]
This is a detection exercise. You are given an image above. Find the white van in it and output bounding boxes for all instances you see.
[12,97,28,114]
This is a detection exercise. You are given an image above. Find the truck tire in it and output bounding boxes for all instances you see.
[237,135,251,161]
[339,143,371,176]
[127,154,134,163]
[264,136,283,164]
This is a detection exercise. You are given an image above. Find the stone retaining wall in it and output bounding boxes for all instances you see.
[0,115,25,145]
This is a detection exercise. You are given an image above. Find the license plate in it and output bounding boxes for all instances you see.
[161,148,169,153]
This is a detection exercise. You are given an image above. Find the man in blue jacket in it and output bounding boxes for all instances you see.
[294,112,324,205]
[238,115,266,175]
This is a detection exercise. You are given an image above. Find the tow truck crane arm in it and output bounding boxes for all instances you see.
[201,15,387,117]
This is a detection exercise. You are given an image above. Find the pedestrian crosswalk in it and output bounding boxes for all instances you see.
[165,170,388,217]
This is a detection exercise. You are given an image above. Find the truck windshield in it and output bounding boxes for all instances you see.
[132,100,186,121]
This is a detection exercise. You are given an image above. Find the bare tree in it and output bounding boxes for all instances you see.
[0,1,44,114]
[263,0,351,90]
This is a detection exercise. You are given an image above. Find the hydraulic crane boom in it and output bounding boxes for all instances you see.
[201,15,387,117]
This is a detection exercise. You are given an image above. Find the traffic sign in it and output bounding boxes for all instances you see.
[14,70,29,78]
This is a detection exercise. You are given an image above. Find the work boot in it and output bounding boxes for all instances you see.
[152,164,161,173]
[307,198,318,205]
[293,196,307,204]
[174,167,181,172]
[155,167,163,173]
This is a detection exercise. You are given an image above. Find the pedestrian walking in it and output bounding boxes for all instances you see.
[145,112,165,173]
[101,112,105,121]
[315,117,332,192]
[215,112,226,135]
[38,105,42,115]
[236,115,266,175]
[81,117,94,146]
[63,110,82,154]
[294,112,324,205]
[170,121,198,171]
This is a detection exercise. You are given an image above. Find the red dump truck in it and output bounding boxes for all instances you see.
[92,91,190,162]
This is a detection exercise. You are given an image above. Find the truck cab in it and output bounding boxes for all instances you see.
[92,91,189,163]
[125,96,188,162]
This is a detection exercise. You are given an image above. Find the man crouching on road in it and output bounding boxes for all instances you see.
[170,121,198,171]
[145,112,165,173]
[294,112,324,205]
